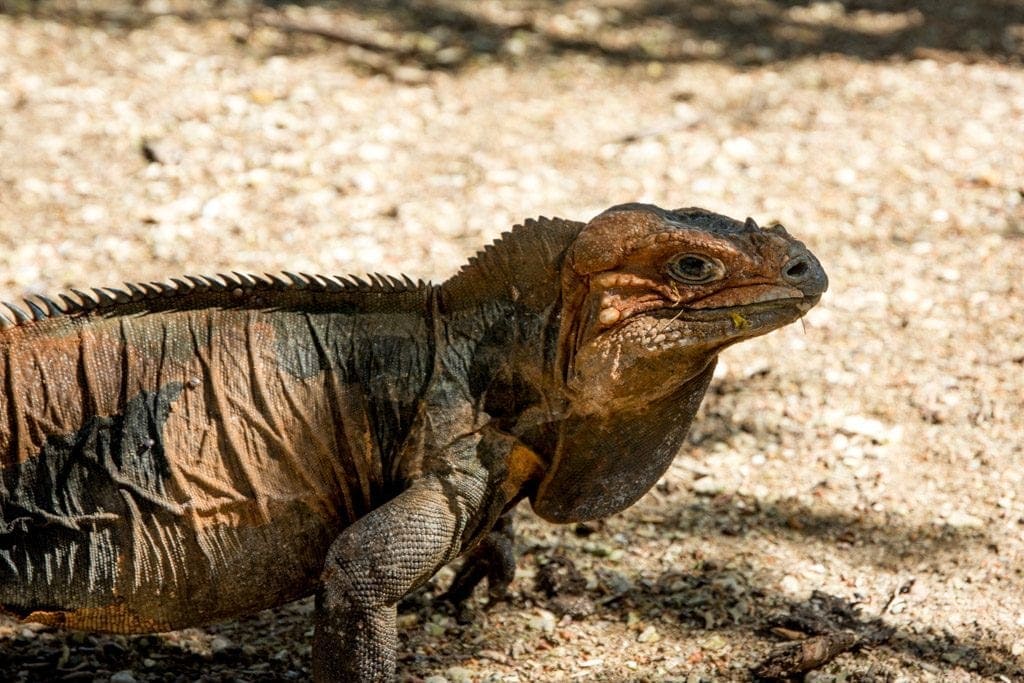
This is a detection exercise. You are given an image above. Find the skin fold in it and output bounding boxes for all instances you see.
[0,203,827,680]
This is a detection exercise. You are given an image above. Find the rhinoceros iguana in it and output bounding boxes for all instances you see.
[0,203,827,680]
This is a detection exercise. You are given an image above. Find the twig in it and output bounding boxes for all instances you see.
[253,12,414,57]
[753,631,859,680]
[613,118,700,144]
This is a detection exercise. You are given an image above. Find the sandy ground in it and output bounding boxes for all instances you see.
[1,1,1023,680]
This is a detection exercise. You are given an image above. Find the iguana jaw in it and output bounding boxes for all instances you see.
[645,292,823,351]
[563,293,816,416]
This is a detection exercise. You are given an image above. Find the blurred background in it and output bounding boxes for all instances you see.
[1,1,1022,681]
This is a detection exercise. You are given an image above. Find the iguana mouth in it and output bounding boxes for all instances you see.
[653,294,820,323]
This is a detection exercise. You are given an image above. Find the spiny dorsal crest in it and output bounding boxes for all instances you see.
[441,216,585,311]
[0,271,428,330]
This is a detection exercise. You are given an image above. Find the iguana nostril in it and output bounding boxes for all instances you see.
[783,256,810,282]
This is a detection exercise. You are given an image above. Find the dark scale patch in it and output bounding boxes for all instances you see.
[275,329,330,380]
[293,308,433,464]
[271,305,356,381]
[666,206,747,234]
[0,383,183,611]
[590,203,749,237]
[468,301,548,427]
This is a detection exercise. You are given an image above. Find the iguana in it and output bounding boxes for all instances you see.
[0,203,826,680]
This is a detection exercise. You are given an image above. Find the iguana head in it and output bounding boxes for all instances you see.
[532,203,827,522]
[557,203,827,407]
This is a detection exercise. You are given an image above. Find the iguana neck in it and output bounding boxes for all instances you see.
[433,217,585,448]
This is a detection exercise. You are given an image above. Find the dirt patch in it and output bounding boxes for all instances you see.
[1,1,1023,680]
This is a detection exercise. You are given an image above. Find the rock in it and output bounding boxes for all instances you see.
[944,510,985,529]
[550,595,595,619]
[703,634,728,651]
[209,635,233,654]
[722,136,757,162]
[139,137,182,165]
[478,649,508,665]
[691,476,724,496]
[109,671,138,683]
[637,625,660,643]
[839,415,900,444]
[527,609,557,634]
[444,666,474,683]
[780,575,802,595]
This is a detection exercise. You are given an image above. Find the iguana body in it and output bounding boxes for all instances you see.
[0,279,433,632]
[0,204,827,680]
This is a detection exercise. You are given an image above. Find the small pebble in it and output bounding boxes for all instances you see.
[444,667,474,683]
[691,476,724,496]
[527,609,557,635]
[637,625,660,643]
[944,511,985,529]
[210,635,233,654]
[780,575,802,595]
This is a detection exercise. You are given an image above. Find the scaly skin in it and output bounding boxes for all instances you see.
[0,204,827,680]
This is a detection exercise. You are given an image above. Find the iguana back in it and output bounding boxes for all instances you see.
[0,275,433,631]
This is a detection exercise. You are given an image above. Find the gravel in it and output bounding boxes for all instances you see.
[1,1,1023,680]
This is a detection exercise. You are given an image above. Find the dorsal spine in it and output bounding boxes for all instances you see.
[0,271,429,330]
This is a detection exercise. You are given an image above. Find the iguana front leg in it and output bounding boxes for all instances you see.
[312,477,473,681]
[312,428,539,682]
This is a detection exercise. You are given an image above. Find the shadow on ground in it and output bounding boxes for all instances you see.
[506,498,1021,680]
[670,490,995,570]
[2,1,1022,68]
[612,564,1023,680]
[0,496,1017,680]
[0,604,315,681]
[652,499,1017,679]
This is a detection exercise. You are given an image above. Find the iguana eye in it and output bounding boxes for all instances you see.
[666,253,724,284]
